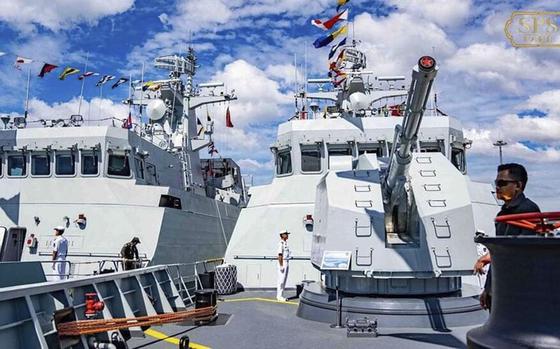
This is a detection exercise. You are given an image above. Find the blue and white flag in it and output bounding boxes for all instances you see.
[328,37,347,59]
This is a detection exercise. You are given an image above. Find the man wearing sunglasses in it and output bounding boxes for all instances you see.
[474,163,540,311]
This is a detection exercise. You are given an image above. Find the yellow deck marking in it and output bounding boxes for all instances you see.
[144,298,296,347]
[223,297,299,305]
[144,328,211,349]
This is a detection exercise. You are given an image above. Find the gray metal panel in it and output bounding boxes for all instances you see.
[410,153,479,275]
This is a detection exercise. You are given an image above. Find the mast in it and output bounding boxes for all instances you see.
[24,66,31,119]
[78,52,89,116]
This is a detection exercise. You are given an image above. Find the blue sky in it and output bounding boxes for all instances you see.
[0,0,559,210]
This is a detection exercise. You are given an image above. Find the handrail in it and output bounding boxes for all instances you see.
[233,255,310,260]
[34,258,151,279]
[17,257,223,306]
[0,265,170,301]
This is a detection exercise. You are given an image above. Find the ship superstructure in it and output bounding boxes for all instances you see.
[225,46,499,292]
[0,49,247,278]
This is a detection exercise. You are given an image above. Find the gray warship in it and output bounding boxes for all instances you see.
[0,49,247,278]
[224,46,499,312]
[0,44,558,349]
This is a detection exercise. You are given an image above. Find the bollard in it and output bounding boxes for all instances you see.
[467,236,560,348]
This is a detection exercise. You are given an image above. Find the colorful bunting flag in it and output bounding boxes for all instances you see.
[336,0,349,12]
[225,106,233,128]
[142,81,154,91]
[14,56,33,69]
[333,73,347,87]
[142,81,161,91]
[38,63,58,78]
[328,49,345,75]
[96,75,115,87]
[111,77,129,89]
[59,66,80,80]
[122,112,133,129]
[78,71,99,80]
[313,24,348,48]
[197,118,205,136]
[311,9,348,31]
[328,37,347,59]
[208,141,219,155]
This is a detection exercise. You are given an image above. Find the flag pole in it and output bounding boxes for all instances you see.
[24,65,31,119]
[128,73,132,129]
[97,85,103,126]
[139,61,145,122]
[78,52,89,116]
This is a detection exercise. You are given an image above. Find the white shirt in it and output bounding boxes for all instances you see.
[277,240,290,262]
[53,236,68,260]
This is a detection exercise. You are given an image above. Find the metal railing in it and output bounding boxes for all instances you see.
[30,257,223,307]
[37,258,151,279]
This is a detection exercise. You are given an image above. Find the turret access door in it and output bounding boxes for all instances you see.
[0,227,26,261]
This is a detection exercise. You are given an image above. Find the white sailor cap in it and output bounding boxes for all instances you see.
[54,226,65,232]
[279,229,290,236]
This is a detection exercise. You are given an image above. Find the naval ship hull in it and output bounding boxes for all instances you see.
[0,178,240,277]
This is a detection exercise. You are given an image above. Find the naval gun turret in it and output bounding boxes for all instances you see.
[383,56,438,242]
[299,55,496,328]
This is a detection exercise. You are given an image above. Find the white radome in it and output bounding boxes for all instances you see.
[147,99,167,120]
[349,92,369,110]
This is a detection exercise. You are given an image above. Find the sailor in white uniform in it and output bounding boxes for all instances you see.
[277,229,291,301]
[51,226,69,280]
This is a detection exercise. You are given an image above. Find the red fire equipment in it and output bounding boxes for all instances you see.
[84,293,104,318]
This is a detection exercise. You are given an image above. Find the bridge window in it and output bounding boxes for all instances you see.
[159,195,182,209]
[451,148,465,173]
[31,154,50,176]
[417,141,445,154]
[301,145,321,172]
[276,149,292,175]
[56,153,75,176]
[7,154,26,176]
[81,151,99,175]
[358,144,383,157]
[107,153,131,177]
[327,145,352,157]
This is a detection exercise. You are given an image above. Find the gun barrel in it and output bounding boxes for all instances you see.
[385,56,438,195]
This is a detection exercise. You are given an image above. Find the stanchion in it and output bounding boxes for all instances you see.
[330,275,345,329]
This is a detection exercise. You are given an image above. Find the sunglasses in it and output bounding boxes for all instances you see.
[494,179,518,187]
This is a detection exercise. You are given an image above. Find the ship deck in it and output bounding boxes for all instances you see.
[128,290,476,349]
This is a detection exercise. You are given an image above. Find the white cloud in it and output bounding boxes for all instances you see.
[464,127,560,163]
[446,43,560,93]
[237,158,273,171]
[23,97,130,125]
[387,0,472,28]
[353,12,456,77]
[265,63,302,89]
[0,0,134,33]
[524,89,560,115]
[210,60,292,127]
[462,87,560,165]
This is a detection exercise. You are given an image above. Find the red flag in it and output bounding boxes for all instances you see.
[122,112,133,129]
[38,63,58,78]
[389,104,403,116]
[225,106,234,128]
